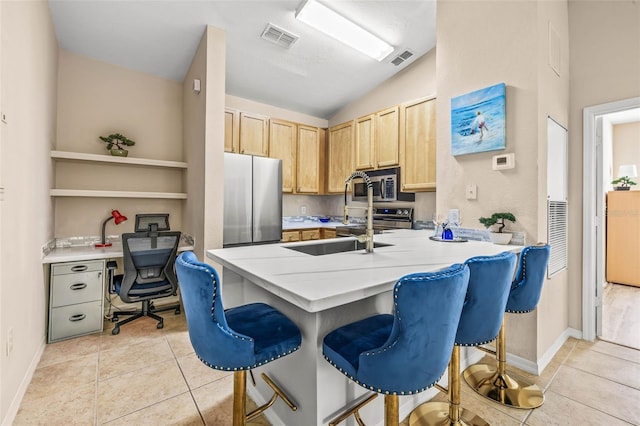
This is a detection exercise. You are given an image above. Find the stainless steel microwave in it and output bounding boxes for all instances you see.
[351,168,415,203]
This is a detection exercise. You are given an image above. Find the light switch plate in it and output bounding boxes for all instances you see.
[466,184,477,200]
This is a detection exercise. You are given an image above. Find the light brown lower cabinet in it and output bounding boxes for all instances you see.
[282,228,338,243]
[606,191,640,287]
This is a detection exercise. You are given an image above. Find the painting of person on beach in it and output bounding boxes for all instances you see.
[450,83,506,156]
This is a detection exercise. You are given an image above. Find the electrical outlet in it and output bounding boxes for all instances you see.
[448,209,460,225]
[300,205,307,215]
[6,327,14,356]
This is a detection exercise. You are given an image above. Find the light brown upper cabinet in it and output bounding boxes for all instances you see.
[239,112,269,156]
[327,121,354,194]
[224,108,239,153]
[355,114,375,170]
[355,107,399,171]
[269,119,297,193]
[296,125,325,194]
[375,106,399,168]
[399,96,436,192]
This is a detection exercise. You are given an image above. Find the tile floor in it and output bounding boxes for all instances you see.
[602,282,640,350]
[14,312,640,425]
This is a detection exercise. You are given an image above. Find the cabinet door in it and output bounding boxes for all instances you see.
[327,121,354,193]
[296,125,324,194]
[269,119,297,193]
[239,112,269,156]
[282,230,301,242]
[375,106,399,168]
[301,229,321,241]
[606,191,640,286]
[400,97,436,192]
[224,108,240,153]
[321,228,336,239]
[355,115,375,170]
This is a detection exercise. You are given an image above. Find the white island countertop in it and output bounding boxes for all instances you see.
[207,229,520,313]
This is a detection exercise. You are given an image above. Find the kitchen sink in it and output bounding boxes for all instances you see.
[284,239,393,256]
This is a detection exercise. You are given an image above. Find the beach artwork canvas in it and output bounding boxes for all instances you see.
[450,82,506,156]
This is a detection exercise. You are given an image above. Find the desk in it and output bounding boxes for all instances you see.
[42,237,193,343]
[207,229,520,425]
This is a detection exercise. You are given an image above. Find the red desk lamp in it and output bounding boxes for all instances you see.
[96,209,127,247]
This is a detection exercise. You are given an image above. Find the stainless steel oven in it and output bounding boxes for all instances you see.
[336,207,414,237]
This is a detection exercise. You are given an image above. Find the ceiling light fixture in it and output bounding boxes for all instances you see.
[295,0,393,61]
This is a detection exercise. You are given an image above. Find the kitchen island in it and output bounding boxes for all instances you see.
[206,229,519,426]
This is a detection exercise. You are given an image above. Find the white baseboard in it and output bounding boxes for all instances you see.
[1,337,46,426]
[536,327,581,374]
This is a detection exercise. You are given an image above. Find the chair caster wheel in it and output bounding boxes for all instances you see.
[157,321,164,329]
[175,308,181,315]
[112,327,120,335]
[111,317,118,322]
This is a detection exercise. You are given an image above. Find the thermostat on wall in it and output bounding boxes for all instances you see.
[492,153,515,170]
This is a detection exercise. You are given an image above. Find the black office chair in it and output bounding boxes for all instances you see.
[109,230,182,335]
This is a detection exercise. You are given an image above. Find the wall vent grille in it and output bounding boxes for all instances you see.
[391,49,414,66]
[261,23,299,49]
[548,200,568,277]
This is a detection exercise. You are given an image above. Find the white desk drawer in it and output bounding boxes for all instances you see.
[49,301,103,342]
[50,270,103,307]
[52,260,104,276]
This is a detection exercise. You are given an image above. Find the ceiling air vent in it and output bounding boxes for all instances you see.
[391,49,415,66]
[261,23,299,49]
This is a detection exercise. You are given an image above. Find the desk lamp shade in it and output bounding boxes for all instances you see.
[96,209,127,247]
[618,164,638,178]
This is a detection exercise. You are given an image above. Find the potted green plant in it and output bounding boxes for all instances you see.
[479,212,516,245]
[99,133,135,157]
[611,176,637,191]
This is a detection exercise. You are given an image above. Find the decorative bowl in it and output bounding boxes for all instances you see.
[319,217,330,223]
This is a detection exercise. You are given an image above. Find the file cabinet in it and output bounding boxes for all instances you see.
[48,259,105,342]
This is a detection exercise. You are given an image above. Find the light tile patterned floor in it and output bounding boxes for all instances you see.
[14,313,640,425]
[602,282,640,350]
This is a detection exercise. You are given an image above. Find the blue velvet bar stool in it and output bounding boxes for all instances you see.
[322,263,470,426]
[409,251,517,426]
[175,252,302,426]
[463,244,551,409]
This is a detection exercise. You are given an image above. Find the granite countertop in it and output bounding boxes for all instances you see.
[207,229,520,313]
[282,216,358,230]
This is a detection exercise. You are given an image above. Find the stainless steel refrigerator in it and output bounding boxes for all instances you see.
[223,153,282,246]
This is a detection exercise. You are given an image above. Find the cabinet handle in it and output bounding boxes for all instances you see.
[69,283,88,291]
[70,265,88,272]
[68,314,86,322]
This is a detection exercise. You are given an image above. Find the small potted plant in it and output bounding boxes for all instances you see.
[479,212,516,245]
[99,133,135,157]
[611,176,636,191]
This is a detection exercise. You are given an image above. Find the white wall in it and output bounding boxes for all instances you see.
[55,50,184,238]
[568,0,640,329]
[612,121,640,190]
[183,26,226,260]
[0,1,58,423]
[435,0,571,361]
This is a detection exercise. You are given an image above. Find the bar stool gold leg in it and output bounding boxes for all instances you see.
[385,394,399,426]
[409,347,489,426]
[233,371,247,426]
[463,318,544,409]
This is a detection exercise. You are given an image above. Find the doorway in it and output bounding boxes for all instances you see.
[582,97,640,347]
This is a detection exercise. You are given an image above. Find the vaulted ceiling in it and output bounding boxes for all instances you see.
[48,0,437,119]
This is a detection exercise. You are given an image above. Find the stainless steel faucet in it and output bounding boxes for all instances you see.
[344,171,374,253]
